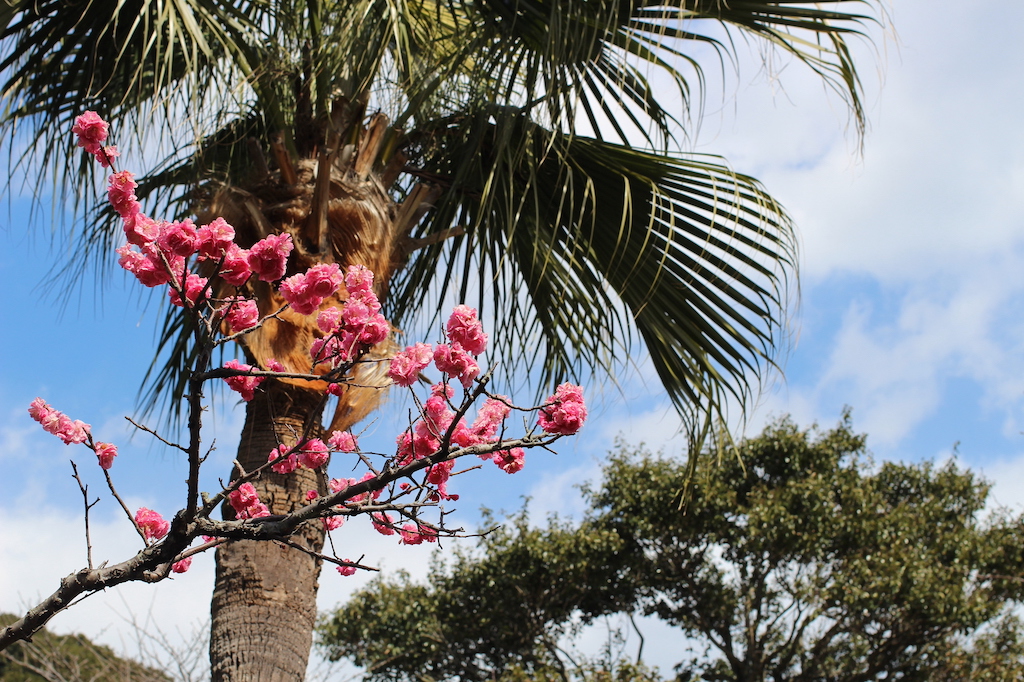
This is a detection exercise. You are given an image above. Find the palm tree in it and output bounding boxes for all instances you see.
[0,0,875,678]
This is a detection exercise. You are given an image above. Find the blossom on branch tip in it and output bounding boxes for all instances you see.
[171,557,192,574]
[344,265,374,293]
[537,383,587,435]
[94,442,117,470]
[135,507,169,541]
[336,563,357,576]
[446,305,488,355]
[323,515,344,531]
[28,398,90,445]
[72,111,108,153]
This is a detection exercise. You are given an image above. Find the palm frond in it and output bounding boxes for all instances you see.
[391,112,794,420]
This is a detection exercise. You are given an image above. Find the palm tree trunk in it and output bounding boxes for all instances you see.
[209,382,326,681]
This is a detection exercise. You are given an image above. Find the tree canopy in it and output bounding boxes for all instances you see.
[319,416,1024,681]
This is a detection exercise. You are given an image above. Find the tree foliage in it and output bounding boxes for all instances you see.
[320,416,1024,681]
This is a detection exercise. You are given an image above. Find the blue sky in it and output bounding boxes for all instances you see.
[3,0,1024,676]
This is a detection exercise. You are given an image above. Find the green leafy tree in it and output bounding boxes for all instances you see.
[318,511,629,682]
[0,614,171,682]
[322,417,1024,681]
[0,0,878,675]
[589,418,1023,680]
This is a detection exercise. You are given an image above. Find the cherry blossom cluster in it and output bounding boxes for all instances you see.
[23,112,589,585]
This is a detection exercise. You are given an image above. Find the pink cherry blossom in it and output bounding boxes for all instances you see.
[197,217,236,259]
[247,233,293,282]
[171,557,192,573]
[135,507,170,541]
[157,219,199,257]
[323,515,345,531]
[28,398,90,445]
[470,396,511,442]
[388,343,433,387]
[328,430,358,452]
[280,263,343,315]
[433,343,480,388]
[358,314,390,345]
[537,383,587,435]
[223,359,264,401]
[344,265,374,293]
[446,305,488,356]
[219,244,252,286]
[266,358,286,372]
[224,298,260,334]
[492,447,526,474]
[94,442,117,470]
[399,524,438,545]
[336,563,357,576]
[107,170,140,218]
[297,438,329,469]
[117,244,173,288]
[341,296,370,327]
[328,478,351,494]
[72,111,108,153]
[168,272,208,308]
[93,145,119,168]
[123,213,159,246]
[317,307,342,333]
[228,483,260,515]
[244,502,271,519]
[372,512,395,536]
[268,445,299,474]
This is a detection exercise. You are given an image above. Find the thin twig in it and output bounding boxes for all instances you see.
[104,470,148,543]
[125,417,189,453]
[70,461,100,569]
